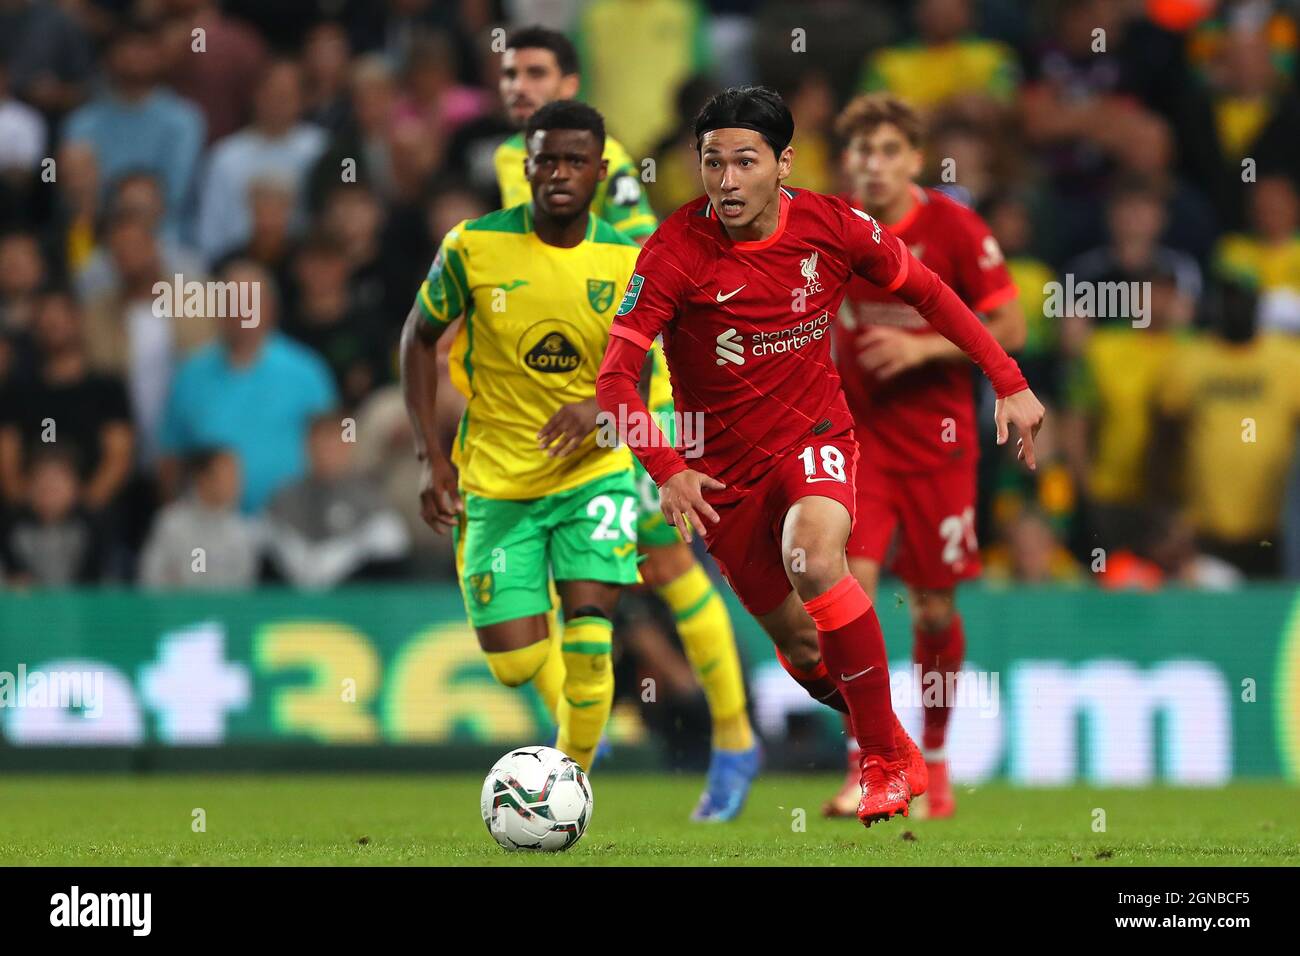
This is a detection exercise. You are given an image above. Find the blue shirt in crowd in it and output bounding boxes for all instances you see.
[159,333,338,513]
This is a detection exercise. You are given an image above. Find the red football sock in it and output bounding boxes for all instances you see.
[913,613,966,752]
[804,575,897,760]
[773,647,848,714]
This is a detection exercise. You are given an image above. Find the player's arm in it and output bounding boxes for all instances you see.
[599,146,659,243]
[858,215,1025,376]
[843,203,1045,467]
[400,234,466,534]
[595,249,723,541]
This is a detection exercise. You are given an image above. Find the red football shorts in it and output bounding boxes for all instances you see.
[847,443,981,590]
[702,428,859,617]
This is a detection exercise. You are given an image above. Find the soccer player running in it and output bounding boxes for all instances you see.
[821,94,1026,820]
[400,101,642,773]
[596,86,1043,826]
[496,26,761,820]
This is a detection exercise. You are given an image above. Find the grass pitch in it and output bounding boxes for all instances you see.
[0,774,1295,866]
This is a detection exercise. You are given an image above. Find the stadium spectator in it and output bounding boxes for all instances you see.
[308,54,399,204]
[159,0,270,145]
[1152,280,1300,576]
[138,447,261,589]
[1214,175,1300,334]
[1063,271,1187,552]
[300,21,353,134]
[45,142,100,281]
[0,290,133,516]
[573,0,712,159]
[217,175,300,318]
[320,182,419,338]
[983,191,1059,400]
[0,0,94,117]
[196,59,327,263]
[75,171,206,303]
[350,378,462,579]
[858,0,1019,120]
[264,413,410,589]
[1065,176,1203,327]
[81,211,213,466]
[0,229,46,345]
[0,447,108,588]
[983,507,1083,586]
[62,19,205,241]
[0,53,47,179]
[283,235,389,410]
[157,260,338,514]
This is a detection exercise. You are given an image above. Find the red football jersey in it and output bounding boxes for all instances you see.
[837,186,1018,473]
[596,187,1026,503]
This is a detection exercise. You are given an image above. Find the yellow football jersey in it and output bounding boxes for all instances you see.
[416,204,638,499]
[494,131,658,241]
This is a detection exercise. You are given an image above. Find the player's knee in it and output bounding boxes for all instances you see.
[484,639,552,688]
[911,591,955,634]
[640,542,691,588]
[564,605,611,623]
[784,543,846,596]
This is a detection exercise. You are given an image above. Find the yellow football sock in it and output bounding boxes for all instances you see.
[657,564,754,752]
[484,637,553,688]
[529,607,565,721]
[555,615,614,771]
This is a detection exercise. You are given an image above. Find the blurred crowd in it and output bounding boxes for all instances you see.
[1,0,1299,593]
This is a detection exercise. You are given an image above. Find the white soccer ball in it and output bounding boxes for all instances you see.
[480,746,593,851]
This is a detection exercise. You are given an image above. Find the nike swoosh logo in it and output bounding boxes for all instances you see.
[805,476,845,483]
[498,280,529,291]
[841,666,875,682]
[716,285,745,302]
[613,542,636,557]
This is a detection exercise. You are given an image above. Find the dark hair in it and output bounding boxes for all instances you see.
[694,85,794,157]
[1209,277,1260,344]
[524,99,606,152]
[506,25,579,76]
[185,447,234,483]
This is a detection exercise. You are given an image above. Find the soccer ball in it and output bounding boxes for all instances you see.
[480,746,593,851]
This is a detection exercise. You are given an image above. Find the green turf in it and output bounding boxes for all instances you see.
[0,774,1295,866]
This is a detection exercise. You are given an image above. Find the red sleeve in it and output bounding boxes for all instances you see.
[596,240,691,485]
[833,196,1026,396]
[952,207,1017,313]
[891,238,1028,397]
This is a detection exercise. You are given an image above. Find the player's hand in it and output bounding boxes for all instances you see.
[418,454,462,534]
[659,469,725,543]
[994,388,1046,471]
[537,398,599,458]
[856,326,930,379]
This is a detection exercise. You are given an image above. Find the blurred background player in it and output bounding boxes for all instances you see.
[400,100,640,774]
[824,93,1026,819]
[494,25,759,820]
[597,86,1044,826]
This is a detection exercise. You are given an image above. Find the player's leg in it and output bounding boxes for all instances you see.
[822,555,882,817]
[638,540,754,753]
[548,471,642,772]
[909,585,961,818]
[454,498,556,711]
[893,467,980,819]
[552,578,620,773]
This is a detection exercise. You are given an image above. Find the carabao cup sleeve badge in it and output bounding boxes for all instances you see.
[616,273,644,316]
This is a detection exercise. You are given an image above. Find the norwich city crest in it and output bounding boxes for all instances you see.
[587,279,615,313]
[467,572,494,606]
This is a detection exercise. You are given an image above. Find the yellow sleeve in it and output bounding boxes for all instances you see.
[415,223,471,327]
